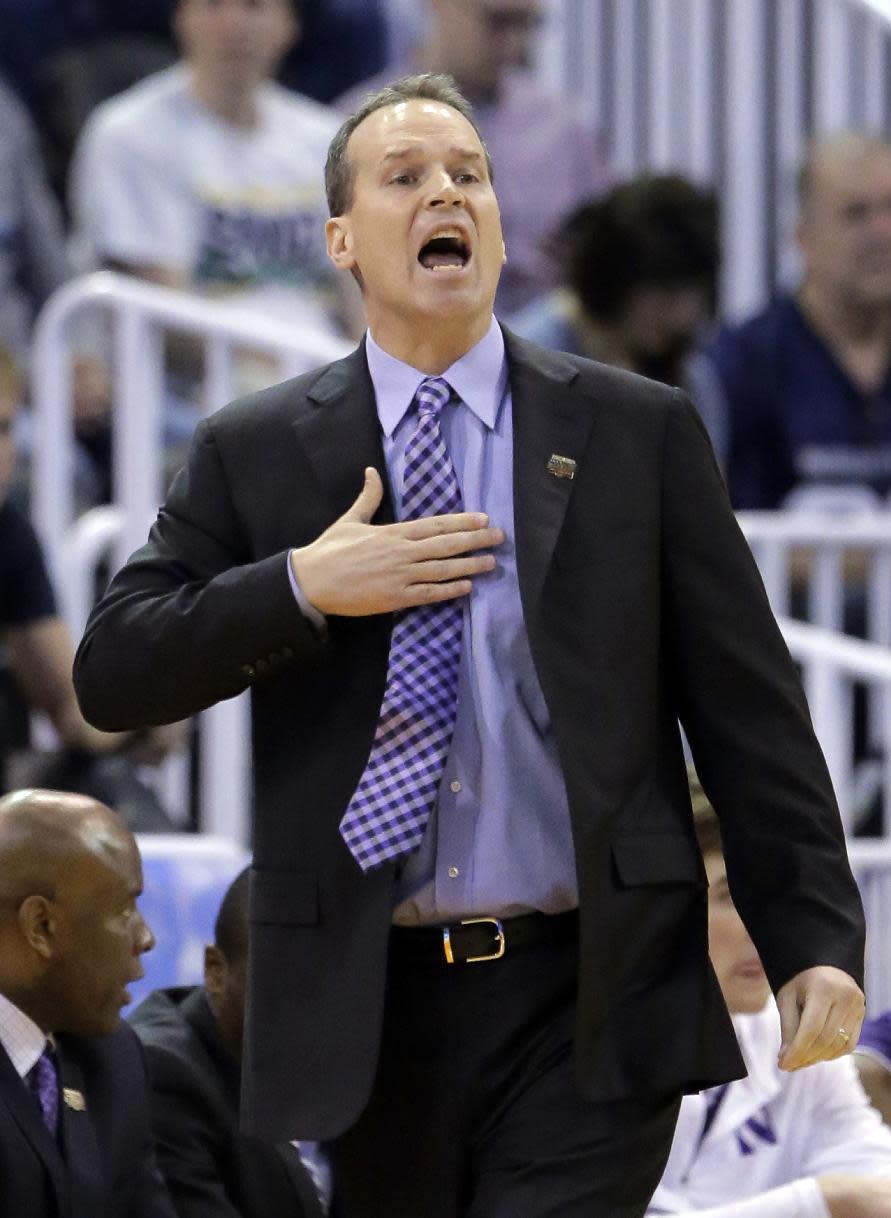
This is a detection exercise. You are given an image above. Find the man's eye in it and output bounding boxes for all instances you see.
[391,173,416,186]
[455,173,479,184]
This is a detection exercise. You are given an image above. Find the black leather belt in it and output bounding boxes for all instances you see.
[389,909,578,966]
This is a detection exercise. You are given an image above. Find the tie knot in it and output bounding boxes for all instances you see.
[414,377,452,418]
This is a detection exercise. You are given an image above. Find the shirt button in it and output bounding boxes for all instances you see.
[448,866,459,878]
[450,780,461,793]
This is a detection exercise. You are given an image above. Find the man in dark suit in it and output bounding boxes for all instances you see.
[0,787,174,1217]
[74,74,866,1217]
[129,867,326,1217]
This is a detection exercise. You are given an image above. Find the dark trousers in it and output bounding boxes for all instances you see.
[332,917,681,1218]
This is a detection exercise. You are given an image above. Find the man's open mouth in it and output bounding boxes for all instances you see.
[418,234,471,270]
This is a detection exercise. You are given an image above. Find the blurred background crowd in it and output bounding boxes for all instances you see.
[3,0,891,966]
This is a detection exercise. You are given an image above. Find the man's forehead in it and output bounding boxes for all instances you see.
[351,99,482,159]
[815,151,891,196]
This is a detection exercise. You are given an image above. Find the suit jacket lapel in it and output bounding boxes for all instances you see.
[504,328,594,623]
[292,329,595,624]
[293,339,397,526]
[57,1043,104,1218]
[0,1042,68,1214]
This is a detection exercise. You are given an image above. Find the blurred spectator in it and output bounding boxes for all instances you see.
[0,0,175,117]
[511,175,727,462]
[647,775,891,1218]
[856,1014,891,1126]
[25,723,184,835]
[130,868,327,1217]
[0,72,70,362]
[279,0,387,104]
[710,133,891,510]
[337,0,609,315]
[0,348,177,821]
[0,350,116,772]
[70,0,350,342]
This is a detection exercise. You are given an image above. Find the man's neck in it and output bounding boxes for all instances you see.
[798,279,891,393]
[367,312,494,374]
[188,68,260,129]
[798,279,891,346]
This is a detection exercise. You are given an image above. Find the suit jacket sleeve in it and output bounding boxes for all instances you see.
[142,1072,245,1218]
[661,392,864,992]
[73,416,325,730]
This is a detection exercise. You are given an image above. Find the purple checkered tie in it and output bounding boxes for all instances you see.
[340,377,464,871]
[27,1044,59,1137]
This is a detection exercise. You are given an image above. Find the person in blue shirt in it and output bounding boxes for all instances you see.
[709,133,891,510]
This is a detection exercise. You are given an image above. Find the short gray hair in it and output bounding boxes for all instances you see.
[325,73,494,217]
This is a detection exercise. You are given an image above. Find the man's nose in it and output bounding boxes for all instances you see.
[428,172,465,207]
[136,914,156,955]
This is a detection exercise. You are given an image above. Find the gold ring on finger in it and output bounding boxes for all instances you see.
[837,1027,851,1045]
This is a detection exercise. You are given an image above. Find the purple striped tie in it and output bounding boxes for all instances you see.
[27,1044,59,1137]
[340,377,464,871]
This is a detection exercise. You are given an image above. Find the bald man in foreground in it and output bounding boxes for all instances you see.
[0,789,176,1218]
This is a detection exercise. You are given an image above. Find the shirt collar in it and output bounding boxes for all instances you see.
[366,317,507,438]
[0,991,49,1079]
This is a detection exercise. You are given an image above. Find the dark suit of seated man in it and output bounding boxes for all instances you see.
[130,867,325,1218]
[0,787,175,1218]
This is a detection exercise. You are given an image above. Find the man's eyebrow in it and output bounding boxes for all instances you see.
[380,146,486,164]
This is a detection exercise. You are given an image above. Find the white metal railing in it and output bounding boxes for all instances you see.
[30,275,891,847]
[31,271,350,581]
[848,838,891,1010]
[778,618,891,831]
[739,505,891,635]
[31,272,352,844]
[740,504,891,828]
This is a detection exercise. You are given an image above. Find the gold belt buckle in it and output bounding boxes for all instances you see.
[442,917,506,964]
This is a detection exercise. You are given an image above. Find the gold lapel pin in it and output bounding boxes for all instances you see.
[546,454,576,480]
[62,1088,86,1112]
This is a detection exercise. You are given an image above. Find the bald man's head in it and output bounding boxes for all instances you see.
[0,790,155,1038]
[796,133,891,309]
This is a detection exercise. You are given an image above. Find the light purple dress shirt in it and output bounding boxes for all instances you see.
[289,320,578,923]
[376,320,580,923]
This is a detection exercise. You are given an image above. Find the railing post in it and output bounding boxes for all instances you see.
[200,695,251,845]
[30,296,77,588]
[113,304,165,573]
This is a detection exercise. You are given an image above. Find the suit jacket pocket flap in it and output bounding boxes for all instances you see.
[611,834,704,887]
[250,869,319,925]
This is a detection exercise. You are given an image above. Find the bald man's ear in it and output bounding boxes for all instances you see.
[326,216,357,273]
[18,895,57,960]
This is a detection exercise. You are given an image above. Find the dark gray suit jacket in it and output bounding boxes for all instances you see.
[0,1023,175,1217]
[74,330,865,1142]
[129,987,323,1218]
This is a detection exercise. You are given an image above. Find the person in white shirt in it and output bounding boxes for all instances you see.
[70,0,351,342]
[648,774,891,1218]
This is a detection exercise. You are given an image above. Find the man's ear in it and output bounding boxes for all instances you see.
[18,896,56,960]
[326,216,357,272]
[204,944,228,996]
